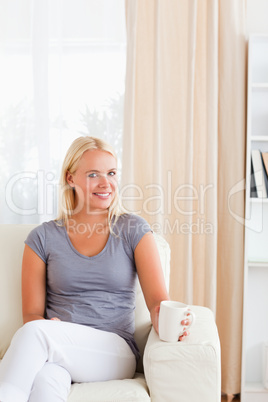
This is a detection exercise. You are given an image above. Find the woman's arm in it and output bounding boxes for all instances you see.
[21,244,47,324]
[134,232,170,334]
[134,232,190,340]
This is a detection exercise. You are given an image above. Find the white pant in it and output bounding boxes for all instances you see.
[0,320,136,402]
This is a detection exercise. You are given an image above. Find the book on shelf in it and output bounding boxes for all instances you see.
[250,160,258,198]
[251,149,268,198]
[261,152,268,196]
[262,152,268,177]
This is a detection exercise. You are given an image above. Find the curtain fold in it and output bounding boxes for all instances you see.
[217,0,246,393]
[122,0,246,394]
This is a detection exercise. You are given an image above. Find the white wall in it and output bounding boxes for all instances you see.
[247,0,268,34]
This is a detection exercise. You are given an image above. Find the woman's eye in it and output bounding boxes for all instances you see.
[88,173,97,178]
[108,171,116,177]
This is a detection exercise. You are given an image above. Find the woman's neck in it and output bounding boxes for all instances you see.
[66,210,109,232]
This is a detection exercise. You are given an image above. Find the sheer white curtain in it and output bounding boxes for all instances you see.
[0,0,126,223]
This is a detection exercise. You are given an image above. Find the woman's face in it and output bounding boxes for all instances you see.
[67,149,118,215]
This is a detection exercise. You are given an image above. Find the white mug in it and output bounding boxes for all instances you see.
[158,301,196,342]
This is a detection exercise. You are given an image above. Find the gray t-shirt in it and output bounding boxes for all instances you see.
[25,213,151,361]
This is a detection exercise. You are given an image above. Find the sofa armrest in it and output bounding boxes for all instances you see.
[143,306,221,402]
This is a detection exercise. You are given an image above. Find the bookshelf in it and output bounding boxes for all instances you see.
[241,34,268,402]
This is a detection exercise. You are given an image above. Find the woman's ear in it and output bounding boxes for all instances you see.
[66,171,75,188]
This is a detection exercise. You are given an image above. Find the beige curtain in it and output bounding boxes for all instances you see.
[122,0,246,395]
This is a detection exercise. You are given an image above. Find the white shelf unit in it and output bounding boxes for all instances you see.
[241,34,268,402]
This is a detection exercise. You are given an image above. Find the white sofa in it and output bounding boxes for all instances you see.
[0,224,221,402]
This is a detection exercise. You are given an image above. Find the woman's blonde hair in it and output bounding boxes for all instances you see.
[57,136,125,230]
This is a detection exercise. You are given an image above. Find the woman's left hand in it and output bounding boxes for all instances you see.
[151,306,192,341]
[179,311,192,341]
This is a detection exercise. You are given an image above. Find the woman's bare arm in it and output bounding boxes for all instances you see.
[135,232,190,340]
[134,232,170,334]
[21,244,46,324]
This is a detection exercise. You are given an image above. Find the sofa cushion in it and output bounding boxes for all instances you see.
[68,373,150,402]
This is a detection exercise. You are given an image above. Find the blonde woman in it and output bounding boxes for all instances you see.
[0,136,190,402]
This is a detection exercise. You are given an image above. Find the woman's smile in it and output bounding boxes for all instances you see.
[93,192,112,199]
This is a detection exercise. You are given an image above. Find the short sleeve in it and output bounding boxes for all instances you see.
[124,214,152,251]
[24,224,47,263]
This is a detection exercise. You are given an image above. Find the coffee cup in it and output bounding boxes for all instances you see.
[159,301,195,342]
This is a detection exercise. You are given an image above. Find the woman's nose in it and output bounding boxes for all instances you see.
[98,175,109,187]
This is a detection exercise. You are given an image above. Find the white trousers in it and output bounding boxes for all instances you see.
[0,320,136,402]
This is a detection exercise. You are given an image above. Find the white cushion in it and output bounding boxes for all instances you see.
[68,373,150,402]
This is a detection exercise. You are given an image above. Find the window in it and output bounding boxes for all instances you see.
[0,0,126,223]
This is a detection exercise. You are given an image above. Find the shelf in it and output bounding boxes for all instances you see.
[243,383,268,402]
[251,136,268,141]
[250,197,268,203]
[248,261,268,268]
[252,83,268,89]
[245,382,268,393]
